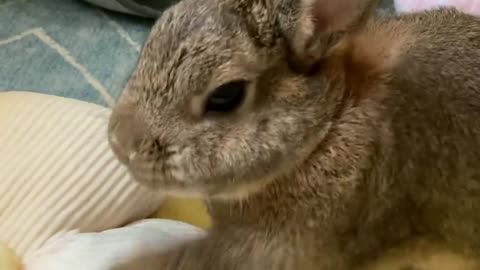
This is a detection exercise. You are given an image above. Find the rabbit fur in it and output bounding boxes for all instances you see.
[108,0,480,269]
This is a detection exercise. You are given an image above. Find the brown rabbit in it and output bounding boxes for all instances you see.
[108,0,480,269]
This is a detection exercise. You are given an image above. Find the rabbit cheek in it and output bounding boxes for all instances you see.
[124,143,193,190]
[127,156,158,189]
[163,146,195,184]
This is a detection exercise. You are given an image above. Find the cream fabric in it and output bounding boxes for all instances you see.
[0,91,164,257]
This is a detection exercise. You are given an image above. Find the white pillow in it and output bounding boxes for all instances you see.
[24,219,206,270]
[0,91,164,258]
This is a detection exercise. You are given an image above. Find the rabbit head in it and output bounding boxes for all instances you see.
[109,0,379,199]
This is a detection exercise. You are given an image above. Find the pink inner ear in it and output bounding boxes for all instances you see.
[394,0,480,16]
[312,0,364,31]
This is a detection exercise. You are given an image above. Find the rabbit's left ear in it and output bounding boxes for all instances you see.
[229,0,378,71]
[283,0,379,72]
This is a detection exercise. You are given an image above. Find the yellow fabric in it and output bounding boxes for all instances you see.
[155,197,212,230]
[0,244,21,270]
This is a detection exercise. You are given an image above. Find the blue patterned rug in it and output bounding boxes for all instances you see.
[0,0,154,107]
[0,0,393,107]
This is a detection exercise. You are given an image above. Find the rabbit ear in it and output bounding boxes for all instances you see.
[229,0,378,71]
[305,0,378,32]
[230,0,278,47]
[286,0,379,72]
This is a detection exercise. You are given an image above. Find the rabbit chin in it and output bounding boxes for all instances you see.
[156,179,272,202]
[159,177,274,202]
[129,168,271,201]
[208,179,274,201]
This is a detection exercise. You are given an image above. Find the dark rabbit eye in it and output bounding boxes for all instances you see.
[205,80,248,114]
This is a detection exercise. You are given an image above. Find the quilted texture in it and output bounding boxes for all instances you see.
[0,91,164,257]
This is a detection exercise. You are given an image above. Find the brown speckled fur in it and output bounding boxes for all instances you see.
[108,0,480,269]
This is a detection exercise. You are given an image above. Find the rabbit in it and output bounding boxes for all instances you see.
[108,0,480,269]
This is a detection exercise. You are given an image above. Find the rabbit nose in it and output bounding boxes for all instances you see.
[108,110,145,165]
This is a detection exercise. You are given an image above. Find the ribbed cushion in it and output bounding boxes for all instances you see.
[0,91,164,258]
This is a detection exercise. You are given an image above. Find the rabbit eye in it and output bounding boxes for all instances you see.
[205,80,248,114]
